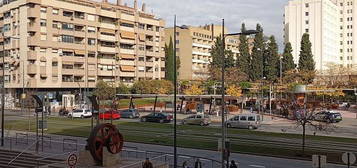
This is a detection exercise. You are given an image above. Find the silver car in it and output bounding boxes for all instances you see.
[226,114,261,130]
[181,114,211,126]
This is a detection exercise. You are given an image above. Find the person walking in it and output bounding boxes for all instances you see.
[230,160,238,168]
[194,158,202,168]
[142,158,153,168]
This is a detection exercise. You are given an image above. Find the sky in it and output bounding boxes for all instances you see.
[106,0,290,51]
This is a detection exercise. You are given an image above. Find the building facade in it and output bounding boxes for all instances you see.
[165,25,245,80]
[284,0,340,71]
[0,0,165,100]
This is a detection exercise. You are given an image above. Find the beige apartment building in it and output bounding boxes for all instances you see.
[284,0,357,71]
[165,25,244,80]
[0,0,165,101]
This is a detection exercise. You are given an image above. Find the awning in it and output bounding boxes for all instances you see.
[75,50,85,55]
[40,56,46,62]
[62,49,74,53]
[120,20,135,25]
[138,34,145,41]
[120,65,135,72]
[100,28,116,34]
[121,54,135,60]
[120,31,135,39]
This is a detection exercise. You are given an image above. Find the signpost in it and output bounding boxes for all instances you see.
[342,152,356,168]
[67,153,78,168]
[312,155,327,168]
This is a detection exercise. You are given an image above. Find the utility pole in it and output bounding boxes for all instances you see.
[173,15,178,168]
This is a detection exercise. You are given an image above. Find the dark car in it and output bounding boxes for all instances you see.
[140,113,172,123]
[120,109,140,119]
[314,111,342,123]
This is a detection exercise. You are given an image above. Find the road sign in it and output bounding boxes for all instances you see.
[342,152,356,166]
[67,153,78,167]
[312,155,327,168]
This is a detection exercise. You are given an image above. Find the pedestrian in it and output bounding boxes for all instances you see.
[194,158,202,168]
[142,158,153,168]
[182,161,189,168]
[230,160,238,168]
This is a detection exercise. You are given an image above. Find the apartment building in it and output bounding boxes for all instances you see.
[284,0,340,71]
[0,0,165,100]
[165,25,244,80]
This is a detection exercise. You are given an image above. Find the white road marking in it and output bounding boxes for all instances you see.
[249,165,266,168]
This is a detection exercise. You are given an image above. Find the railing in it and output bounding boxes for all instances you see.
[35,151,73,167]
[7,140,39,166]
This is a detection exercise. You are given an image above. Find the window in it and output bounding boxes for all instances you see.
[52,9,59,15]
[88,38,96,45]
[52,62,58,66]
[62,23,74,30]
[340,18,343,22]
[305,3,309,8]
[63,11,73,17]
[40,48,46,52]
[87,26,96,33]
[240,116,247,121]
[40,19,46,27]
[52,21,59,29]
[305,20,309,24]
[40,34,47,41]
[248,116,255,121]
[88,53,95,57]
[40,7,47,13]
[305,29,309,33]
[305,12,309,16]
[61,35,74,43]
[138,23,145,29]
[120,22,134,28]
[156,27,160,32]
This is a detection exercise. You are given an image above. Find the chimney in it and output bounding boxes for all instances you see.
[142,3,146,12]
[117,0,122,5]
[134,0,138,10]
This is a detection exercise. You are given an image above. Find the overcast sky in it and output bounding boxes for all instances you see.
[106,0,290,51]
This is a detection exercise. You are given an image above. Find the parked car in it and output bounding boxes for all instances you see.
[99,110,121,120]
[181,114,211,126]
[226,114,261,130]
[314,111,342,123]
[68,109,92,118]
[140,113,172,123]
[120,109,140,119]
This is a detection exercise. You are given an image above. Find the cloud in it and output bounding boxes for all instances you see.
[104,0,289,51]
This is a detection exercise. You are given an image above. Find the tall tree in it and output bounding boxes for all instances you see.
[250,24,264,81]
[263,36,279,82]
[210,36,235,68]
[298,33,315,71]
[282,42,296,73]
[164,37,174,82]
[237,23,251,75]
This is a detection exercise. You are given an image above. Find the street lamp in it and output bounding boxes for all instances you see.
[1,34,20,147]
[221,19,258,168]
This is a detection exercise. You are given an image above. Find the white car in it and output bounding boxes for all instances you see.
[68,109,92,118]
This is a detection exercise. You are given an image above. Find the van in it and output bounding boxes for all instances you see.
[226,114,261,130]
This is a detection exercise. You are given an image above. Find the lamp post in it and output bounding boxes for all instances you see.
[1,33,20,147]
[221,19,258,168]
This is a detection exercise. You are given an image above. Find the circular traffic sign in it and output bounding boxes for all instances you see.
[67,153,78,167]
[342,152,356,165]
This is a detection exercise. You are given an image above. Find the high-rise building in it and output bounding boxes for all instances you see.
[0,0,165,99]
[284,0,340,71]
[165,25,250,80]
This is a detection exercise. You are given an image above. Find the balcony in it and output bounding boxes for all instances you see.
[146,51,155,57]
[120,72,135,77]
[99,34,116,42]
[62,69,74,75]
[120,60,135,66]
[27,64,37,74]
[99,46,116,53]
[74,69,85,76]
[145,72,154,78]
[27,36,39,46]
[100,23,116,30]
[120,49,135,55]
[27,8,40,18]
[145,62,154,67]
[98,70,113,76]
[40,66,47,77]
[192,51,211,56]
[27,22,38,32]
[88,70,97,76]
[192,43,211,49]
